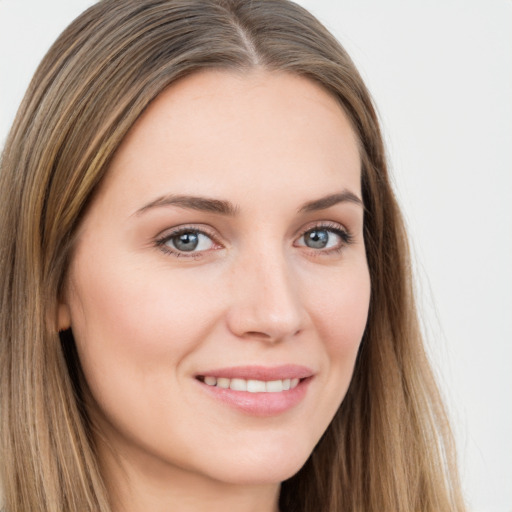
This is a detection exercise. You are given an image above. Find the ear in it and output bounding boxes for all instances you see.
[57,301,71,332]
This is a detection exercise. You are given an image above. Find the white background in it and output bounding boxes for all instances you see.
[0,1,510,511]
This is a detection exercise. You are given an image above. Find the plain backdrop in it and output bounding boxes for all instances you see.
[0,1,511,511]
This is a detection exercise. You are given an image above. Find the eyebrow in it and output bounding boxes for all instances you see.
[134,189,363,217]
[298,190,363,212]
[135,194,239,216]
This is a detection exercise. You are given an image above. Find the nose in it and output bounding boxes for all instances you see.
[225,250,307,342]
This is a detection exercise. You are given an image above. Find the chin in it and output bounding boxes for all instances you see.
[196,437,314,486]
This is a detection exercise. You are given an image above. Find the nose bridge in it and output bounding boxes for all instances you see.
[227,241,305,341]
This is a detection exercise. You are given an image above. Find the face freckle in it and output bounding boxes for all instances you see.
[60,69,371,491]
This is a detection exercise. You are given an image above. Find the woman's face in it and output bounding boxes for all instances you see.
[59,70,370,488]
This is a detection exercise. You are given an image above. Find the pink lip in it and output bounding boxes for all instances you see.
[196,364,314,380]
[195,365,315,417]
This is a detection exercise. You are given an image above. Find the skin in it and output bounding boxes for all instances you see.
[59,70,371,512]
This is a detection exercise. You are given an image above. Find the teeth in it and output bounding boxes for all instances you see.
[216,377,230,389]
[201,376,301,392]
[247,379,266,393]
[266,380,283,393]
[230,378,247,391]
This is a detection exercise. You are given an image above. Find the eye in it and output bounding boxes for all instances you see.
[295,224,352,252]
[157,228,218,256]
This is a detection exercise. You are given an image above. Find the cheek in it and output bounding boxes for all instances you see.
[70,256,215,351]
[308,263,371,351]
[65,256,227,457]
[304,261,370,405]
[65,254,222,411]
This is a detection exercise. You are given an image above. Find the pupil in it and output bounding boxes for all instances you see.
[306,229,328,248]
[174,232,199,251]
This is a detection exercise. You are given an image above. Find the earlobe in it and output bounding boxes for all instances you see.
[57,302,71,332]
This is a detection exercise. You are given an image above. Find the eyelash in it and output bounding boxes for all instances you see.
[155,225,220,258]
[296,222,354,255]
[155,222,354,259]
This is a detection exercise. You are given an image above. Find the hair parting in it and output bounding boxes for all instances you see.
[0,1,465,511]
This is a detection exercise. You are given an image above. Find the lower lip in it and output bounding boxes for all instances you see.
[196,378,312,417]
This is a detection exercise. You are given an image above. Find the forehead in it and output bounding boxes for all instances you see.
[96,69,361,214]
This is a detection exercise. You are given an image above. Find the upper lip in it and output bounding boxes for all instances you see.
[196,364,315,381]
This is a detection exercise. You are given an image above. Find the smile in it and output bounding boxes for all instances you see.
[194,365,314,416]
[197,376,301,393]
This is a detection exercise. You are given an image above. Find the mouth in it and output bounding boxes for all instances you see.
[194,365,314,416]
[196,375,303,393]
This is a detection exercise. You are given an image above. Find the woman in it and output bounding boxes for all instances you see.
[0,0,465,511]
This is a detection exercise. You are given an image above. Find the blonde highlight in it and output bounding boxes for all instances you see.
[0,1,465,511]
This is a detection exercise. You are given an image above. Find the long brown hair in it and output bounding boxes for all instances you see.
[0,1,465,510]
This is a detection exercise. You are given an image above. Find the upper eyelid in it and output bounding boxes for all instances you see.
[296,223,352,242]
[293,220,350,239]
[156,224,218,240]
[154,225,222,254]
[156,220,347,237]
[155,221,350,241]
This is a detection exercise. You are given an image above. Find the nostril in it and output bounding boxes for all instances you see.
[245,331,272,339]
